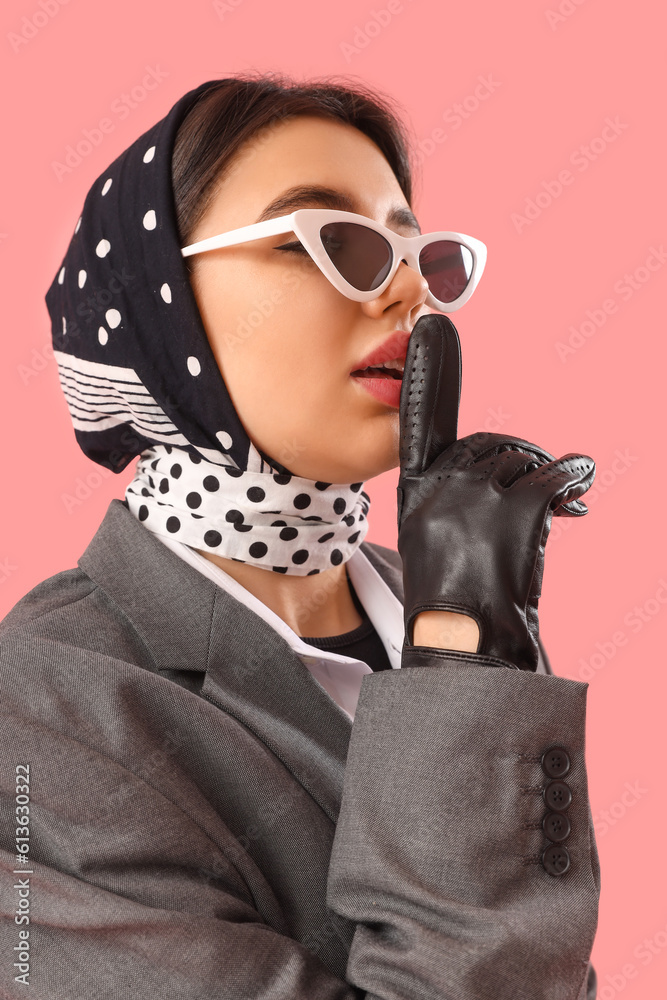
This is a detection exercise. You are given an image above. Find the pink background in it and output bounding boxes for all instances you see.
[0,0,664,993]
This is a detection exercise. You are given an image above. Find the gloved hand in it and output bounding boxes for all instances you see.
[396,313,596,672]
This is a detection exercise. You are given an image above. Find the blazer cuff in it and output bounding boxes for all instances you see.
[402,642,519,671]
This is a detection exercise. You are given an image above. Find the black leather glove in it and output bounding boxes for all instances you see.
[397,313,596,672]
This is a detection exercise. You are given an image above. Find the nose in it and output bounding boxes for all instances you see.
[359,256,431,320]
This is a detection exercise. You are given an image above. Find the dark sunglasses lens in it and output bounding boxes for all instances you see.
[419,240,474,303]
[320,222,393,291]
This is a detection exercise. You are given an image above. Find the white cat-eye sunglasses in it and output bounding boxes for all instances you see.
[181,208,487,313]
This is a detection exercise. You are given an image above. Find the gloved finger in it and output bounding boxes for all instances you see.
[471,448,548,487]
[556,497,589,517]
[493,449,590,516]
[441,431,556,471]
[458,445,589,515]
[517,453,596,511]
[399,313,461,479]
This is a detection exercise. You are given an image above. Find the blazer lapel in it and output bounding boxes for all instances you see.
[78,499,404,825]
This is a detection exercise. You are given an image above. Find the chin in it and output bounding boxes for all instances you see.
[341,452,399,484]
[273,421,399,483]
[286,457,382,485]
[352,434,401,482]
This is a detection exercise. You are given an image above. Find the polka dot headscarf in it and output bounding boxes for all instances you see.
[44,79,371,575]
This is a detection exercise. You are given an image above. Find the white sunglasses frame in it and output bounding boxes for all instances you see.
[180,208,487,313]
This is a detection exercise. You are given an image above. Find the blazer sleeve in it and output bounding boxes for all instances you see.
[326,644,601,1000]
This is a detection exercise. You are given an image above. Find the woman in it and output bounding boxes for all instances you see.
[0,73,599,998]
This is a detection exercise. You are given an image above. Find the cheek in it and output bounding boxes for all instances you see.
[193,259,352,430]
[230,323,340,411]
[222,283,344,388]
[194,261,285,375]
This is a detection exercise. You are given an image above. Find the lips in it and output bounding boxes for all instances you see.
[351,371,403,408]
[348,329,411,409]
[349,330,411,376]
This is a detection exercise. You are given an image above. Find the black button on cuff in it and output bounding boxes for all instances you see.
[543,779,572,812]
[542,844,571,876]
[542,811,571,842]
[541,746,571,778]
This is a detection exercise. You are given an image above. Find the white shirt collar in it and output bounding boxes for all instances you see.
[151,533,404,721]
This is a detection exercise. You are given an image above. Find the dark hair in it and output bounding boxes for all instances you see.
[171,70,419,251]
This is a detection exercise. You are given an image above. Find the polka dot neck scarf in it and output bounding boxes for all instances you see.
[44,79,371,575]
[129,444,370,573]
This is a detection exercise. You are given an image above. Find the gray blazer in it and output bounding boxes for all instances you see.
[0,498,599,999]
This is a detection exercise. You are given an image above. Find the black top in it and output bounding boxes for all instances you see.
[299,572,393,672]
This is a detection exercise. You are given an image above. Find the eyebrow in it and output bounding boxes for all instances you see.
[255,184,421,233]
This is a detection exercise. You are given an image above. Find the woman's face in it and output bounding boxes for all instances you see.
[187,114,433,484]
